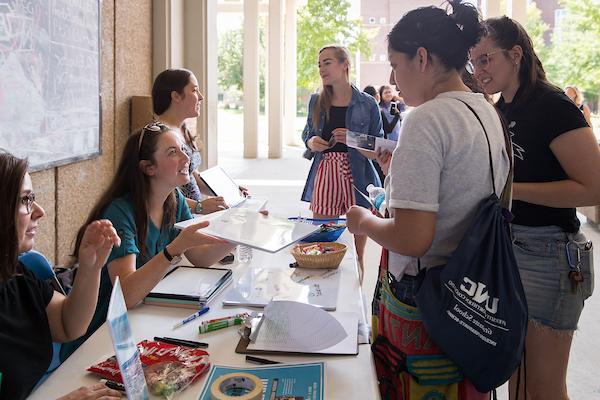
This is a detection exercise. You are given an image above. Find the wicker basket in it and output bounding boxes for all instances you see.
[290,242,347,269]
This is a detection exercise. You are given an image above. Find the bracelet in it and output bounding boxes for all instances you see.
[194,200,203,214]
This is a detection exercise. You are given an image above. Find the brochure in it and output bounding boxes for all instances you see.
[346,130,397,153]
[198,362,325,400]
[106,278,149,400]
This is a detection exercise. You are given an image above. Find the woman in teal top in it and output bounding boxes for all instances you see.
[61,123,234,360]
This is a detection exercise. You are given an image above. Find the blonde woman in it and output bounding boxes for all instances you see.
[565,85,593,128]
[301,45,383,265]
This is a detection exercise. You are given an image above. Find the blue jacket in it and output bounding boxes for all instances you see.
[301,85,383,208]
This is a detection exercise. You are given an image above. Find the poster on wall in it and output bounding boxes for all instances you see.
[0,0,100,171]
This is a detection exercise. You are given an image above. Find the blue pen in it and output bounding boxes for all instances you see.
[172,306,210,329]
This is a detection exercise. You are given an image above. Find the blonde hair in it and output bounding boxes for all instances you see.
[564,85,583,106]
[312,45,351,128]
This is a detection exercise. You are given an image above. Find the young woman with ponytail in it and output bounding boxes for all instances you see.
[347,1,509,398]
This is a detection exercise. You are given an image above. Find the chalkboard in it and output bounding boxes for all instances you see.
[0,0,100,171]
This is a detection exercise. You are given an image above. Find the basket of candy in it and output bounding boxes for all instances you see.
[290,242,347,269]
[288,218,346,242]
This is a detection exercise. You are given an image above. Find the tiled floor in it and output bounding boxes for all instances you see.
[220,144,600,399]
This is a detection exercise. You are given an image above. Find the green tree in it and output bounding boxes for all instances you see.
[545,0,600,98]
[296,0,375,92]
[525,1,550,65]
[218,28,243,91]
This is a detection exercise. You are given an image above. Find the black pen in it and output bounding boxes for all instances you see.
[100,379,126,392]
[245,355,281,365]
[154,336,209,348]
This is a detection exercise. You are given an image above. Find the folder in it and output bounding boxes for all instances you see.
[144,266,232,309]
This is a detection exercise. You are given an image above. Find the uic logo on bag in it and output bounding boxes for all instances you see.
[460,277,499,314]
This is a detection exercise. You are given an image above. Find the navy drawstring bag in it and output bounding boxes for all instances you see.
[415,100,528,393]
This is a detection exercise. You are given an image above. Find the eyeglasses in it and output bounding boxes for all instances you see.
[20,192,36,214]
[468,50,504,73]
[138,122,166,151]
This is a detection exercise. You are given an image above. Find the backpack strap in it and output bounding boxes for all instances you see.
[455,99,514,210]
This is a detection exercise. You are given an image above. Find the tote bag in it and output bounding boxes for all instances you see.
[415,100,528,393]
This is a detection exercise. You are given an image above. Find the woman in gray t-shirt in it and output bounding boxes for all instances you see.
[346,1,509,398]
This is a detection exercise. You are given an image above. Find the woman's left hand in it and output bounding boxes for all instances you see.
[332,128,348,144]
[346,205,371,235]
[78,220,121,272]
[239,186,250,197]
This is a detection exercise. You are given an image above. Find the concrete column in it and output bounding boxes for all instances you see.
[152,0,185,76]
[481,0,503,19]
[184,0,218,169]
[243,0,259,158]
[284,0,299,146]
[508,0,527,26]
[268,0,284,158]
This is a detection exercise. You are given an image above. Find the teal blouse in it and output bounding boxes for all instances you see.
[60,190,192,361]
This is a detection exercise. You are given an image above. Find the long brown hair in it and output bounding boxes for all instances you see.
[312,45,351,128]
[0,151,29,282]
[72,124,178,264]
[152,68,200,151]
[482,16,561,104]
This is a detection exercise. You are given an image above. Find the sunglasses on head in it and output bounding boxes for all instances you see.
[138,122,167,151]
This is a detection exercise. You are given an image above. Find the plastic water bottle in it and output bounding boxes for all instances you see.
[366,184,386,215]
[237,245,253,263]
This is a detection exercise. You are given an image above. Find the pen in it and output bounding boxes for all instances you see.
[154,336,209,348]
[100,379,126,392]
[172,306,210,329]
[245,355,281,365]
[199,313,248,334]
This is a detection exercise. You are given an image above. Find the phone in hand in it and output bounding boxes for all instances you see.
[390,102,398,114]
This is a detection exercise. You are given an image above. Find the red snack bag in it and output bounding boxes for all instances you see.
[88,340,210,398]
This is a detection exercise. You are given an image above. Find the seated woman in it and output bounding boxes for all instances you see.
[152,68,247,214]
[0,151,121,400]
[60,123,235,360]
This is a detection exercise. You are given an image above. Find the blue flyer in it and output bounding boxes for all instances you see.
[198,362,324,400]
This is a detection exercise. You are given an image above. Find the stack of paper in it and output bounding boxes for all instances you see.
[144,266,232,309]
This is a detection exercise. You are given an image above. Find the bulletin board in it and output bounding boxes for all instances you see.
[0,0,101,171]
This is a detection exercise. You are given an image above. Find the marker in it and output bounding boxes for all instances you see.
[199,313,248,334]
[154,336,208,348]
[100,379,126,392]
[172,306,210,329]
[245,355,281,365]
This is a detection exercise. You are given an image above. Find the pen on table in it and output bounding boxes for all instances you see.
[245,355,281,365]
[154,336,209,348]
[172,306,210,329]
[100,379,126,392]
[199,313,248,334]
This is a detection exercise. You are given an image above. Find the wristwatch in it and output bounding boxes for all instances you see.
[163,246,182,265]
[194,200,203,215]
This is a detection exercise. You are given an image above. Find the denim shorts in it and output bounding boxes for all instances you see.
[512,224,594,330]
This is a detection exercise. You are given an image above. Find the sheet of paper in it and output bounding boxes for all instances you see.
[223,267,341,310]
[247,301,358,355]
[106,278,149,399]
[175,208,320,253]
[346,130,397,153]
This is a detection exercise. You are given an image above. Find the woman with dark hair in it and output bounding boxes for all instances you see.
[378,84,404,141]
[346,1,508,398]
[60,123,234,359]
[301,45,383,266]
[471,16,600,400]
[0,152,121,400]
[152,69,227,215]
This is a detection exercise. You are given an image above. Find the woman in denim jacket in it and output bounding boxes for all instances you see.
[301,45,383,265]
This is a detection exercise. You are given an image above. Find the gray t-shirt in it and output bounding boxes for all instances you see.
[385,91,510,278]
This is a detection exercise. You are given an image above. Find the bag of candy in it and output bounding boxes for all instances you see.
[88,340,210,399]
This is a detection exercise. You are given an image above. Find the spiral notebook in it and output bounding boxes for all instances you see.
[144,266,232,309]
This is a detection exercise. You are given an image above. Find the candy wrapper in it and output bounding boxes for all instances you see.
[88,340,210,399]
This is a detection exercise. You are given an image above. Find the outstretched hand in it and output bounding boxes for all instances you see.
[57,382,121,400]
[78,220,121,273]
[346,205,372,236]
[173,220,230,254]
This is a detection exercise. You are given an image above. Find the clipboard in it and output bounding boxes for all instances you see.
[198,166,247,207]
[235,312,359,356]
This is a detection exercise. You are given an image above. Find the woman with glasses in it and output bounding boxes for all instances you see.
[346,1,508,398]
[152,69,246,215]
[301,45,383,267]
[59,123,234,360]
[0,151,122,400]
[471,17,600,400]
